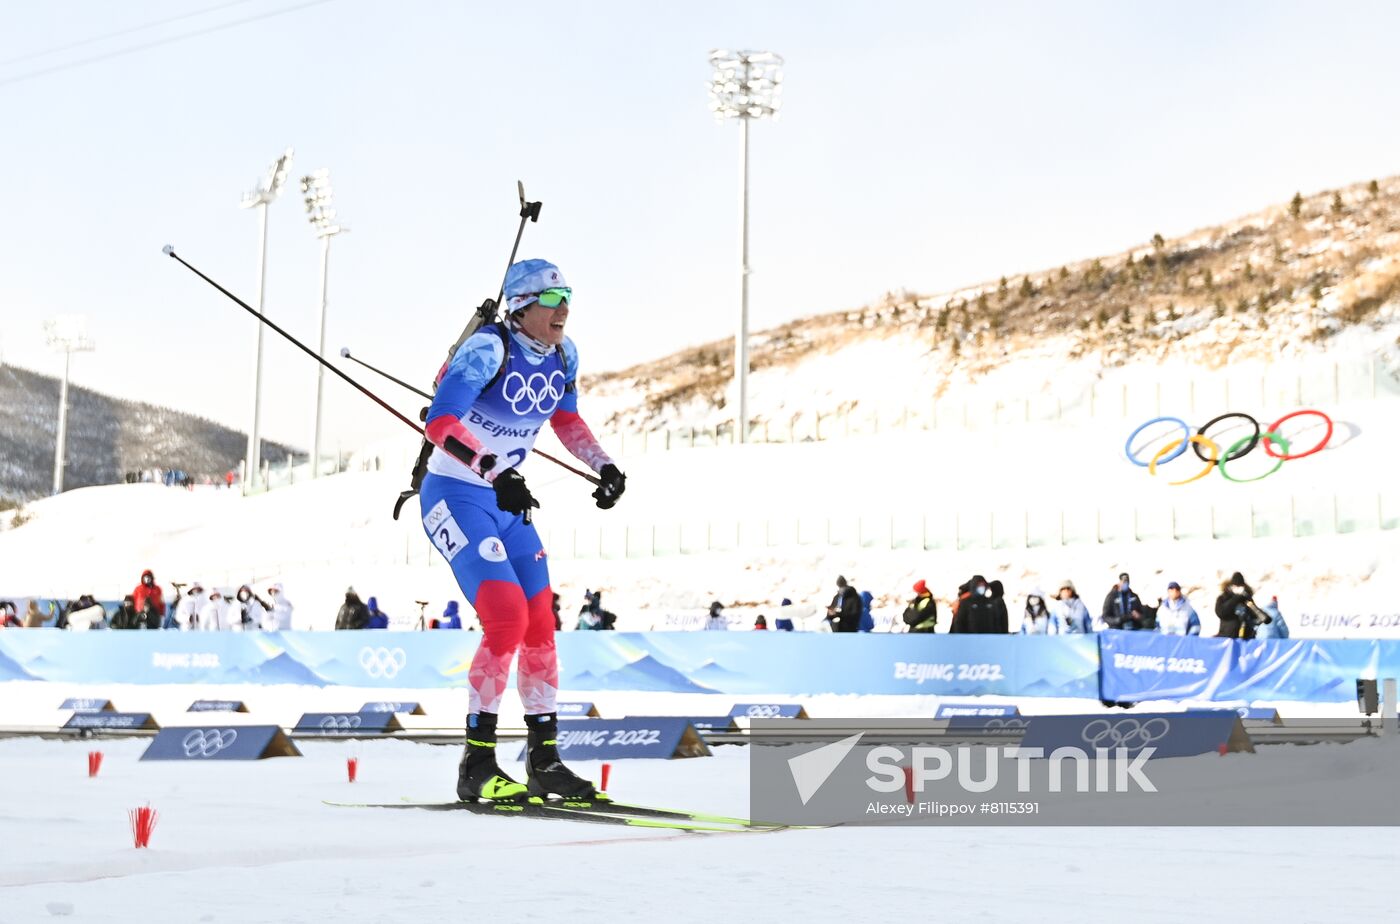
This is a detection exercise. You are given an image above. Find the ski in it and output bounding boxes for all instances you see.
[323,798,779,834]
[401,795,830,830]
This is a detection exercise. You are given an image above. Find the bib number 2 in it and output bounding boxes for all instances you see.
[423,499,469,563]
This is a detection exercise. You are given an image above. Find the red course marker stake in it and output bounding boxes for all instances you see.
[128,806,158,848]
[88,751,103,778]
[600,762,611,792]
[347,757,359,783]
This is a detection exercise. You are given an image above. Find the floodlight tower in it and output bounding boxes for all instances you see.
[239,148,293,492]
[43,317,95,495]
[299,168,348,478]
[708,49,783,444]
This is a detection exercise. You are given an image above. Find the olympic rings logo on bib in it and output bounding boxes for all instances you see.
[502,370,566,415]
[1124,409,1333,484]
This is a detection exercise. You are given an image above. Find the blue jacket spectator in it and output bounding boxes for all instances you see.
[433,600,462,630]
[1255,597,1290,640]
[366,596,389,630]
[858,590,875,632]
[1020,590,1055,634]
[1155,582,1201,636]
[1051,580,1092,634]
[774,597,796,632]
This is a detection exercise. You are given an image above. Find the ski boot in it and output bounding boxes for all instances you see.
[525,712,598,799]
[456,712,527,802]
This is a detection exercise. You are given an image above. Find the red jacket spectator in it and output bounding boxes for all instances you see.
[133,569,166,621]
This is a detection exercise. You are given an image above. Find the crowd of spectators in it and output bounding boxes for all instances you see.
[123,469,239,489]
[1,568,1290,639]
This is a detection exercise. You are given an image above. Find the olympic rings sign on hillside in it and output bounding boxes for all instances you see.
[1124,409,1333,484]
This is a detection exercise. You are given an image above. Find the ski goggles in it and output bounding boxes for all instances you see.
[535,287,572,308]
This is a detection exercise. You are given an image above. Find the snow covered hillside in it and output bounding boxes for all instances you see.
[586,178,1400,438]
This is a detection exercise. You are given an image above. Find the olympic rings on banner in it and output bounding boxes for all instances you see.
[1263,409,1334,461]
[1125,416,1190,467]
[1125,409,1333,484]
[1192,412,1259,463]
[1149,435,1220,486]
[1215,434,1288,484]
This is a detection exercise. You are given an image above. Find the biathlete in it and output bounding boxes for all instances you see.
[420,258,626,801]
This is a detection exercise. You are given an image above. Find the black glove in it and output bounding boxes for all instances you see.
[492,468,539,519]
[592,463,626,510]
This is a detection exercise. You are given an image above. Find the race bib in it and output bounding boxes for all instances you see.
[424,500,468,562]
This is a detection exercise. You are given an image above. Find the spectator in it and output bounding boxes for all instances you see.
[858,590,875,633]
[774,597,796,632]
[1021,590,1055,634]
[754,615,768,630]
[433,600,462,630]
[1215,571,1267,639]
[1256,596,1289,640]
[951,575,994,634]
[266,583,294,631]
[236,586,267,631]
[704,600,728,630]
[826,576,862,633]
[24,600,48,628]
[225,470,236,489]
[1100,572,1147,631]
[65,595,107,631]
[903,580,938,633]
[989,580,1010,634]
[336,588,371,630]
[366,596,389,629]
[174,581,204,630]
[132,569,166,627]
[0,601,20,628]
[197,588,227,631]
[1155,582,1201,636]
[221,588,246,632]
[111,595,143,630]
[552,592,562,631]
[1050,580,1092,634]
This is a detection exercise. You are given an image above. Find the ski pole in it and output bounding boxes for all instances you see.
[164,246,600,486]
[163,245,425,435]
[340,347,431,400]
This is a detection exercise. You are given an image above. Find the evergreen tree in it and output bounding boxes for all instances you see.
[1202,268,1215,290]
[1310,282,1324,305]
[1019,275,1035,298]
[1059,266,1070,282]
[1095,306,1110,329]
[1120,304,1133,327]
[998,276,1009,301]
[1289,192,1304,219]
[976,291,989,314]
[1369,179,1381,199]
[1331,191,1344,215]
[1214,298,1226,318]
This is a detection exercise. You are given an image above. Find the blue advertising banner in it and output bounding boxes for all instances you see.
[514,718,710,761]
[60,698,114,712]
[293,712,403,736]
[63,712,158,730]
[188,700,248,713]
[0,632,1103,697]
[673,716,738,733]
[4,631,1396,703]
[936,703,1021,718]
[1097,631,1400,704]
[142,726,301,761]
[1019,711,1253,758]
[359,701,425,715]
[728,703,809,719]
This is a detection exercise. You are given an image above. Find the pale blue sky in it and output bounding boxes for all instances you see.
[3,0,1400,452]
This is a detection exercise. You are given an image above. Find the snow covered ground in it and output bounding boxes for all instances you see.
[2,731,1398,923]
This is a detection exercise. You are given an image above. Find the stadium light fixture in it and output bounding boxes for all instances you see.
[707,49,783,444]
[299,168,349,478]
[239,147,293,493]
[43,316,95,495]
